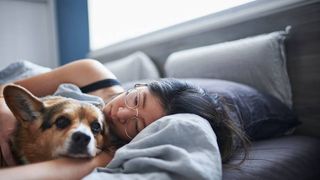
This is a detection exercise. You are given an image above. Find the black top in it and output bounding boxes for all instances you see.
[80,79,121,93]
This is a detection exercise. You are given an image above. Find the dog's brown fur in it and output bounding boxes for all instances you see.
[2,85,110,165]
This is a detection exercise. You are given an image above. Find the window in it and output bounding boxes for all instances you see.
[88,0,255,50]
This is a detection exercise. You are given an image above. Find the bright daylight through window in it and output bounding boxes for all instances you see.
[88,0,255,51]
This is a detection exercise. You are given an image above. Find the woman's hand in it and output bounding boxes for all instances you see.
[92,148,116,167]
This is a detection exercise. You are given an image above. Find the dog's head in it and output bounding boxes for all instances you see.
[3,84,110,163]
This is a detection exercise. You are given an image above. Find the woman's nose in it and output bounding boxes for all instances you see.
[117,107,135,123]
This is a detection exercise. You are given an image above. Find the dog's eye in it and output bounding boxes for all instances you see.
[91,121,101,134]
[55,116,71,129]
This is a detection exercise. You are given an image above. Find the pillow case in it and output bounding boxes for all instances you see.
[165,28,292,107]
[103,51,160,83]
[182,78,299,140]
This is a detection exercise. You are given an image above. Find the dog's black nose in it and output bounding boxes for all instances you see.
[72,132,91,146]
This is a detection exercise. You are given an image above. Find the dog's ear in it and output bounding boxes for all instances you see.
[3,84,44,122]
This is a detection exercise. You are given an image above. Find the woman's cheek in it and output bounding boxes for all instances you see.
[102,104,110,116]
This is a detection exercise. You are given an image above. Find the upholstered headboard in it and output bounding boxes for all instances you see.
[89,0,320,136]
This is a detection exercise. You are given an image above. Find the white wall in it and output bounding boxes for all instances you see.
[0,0,58,69]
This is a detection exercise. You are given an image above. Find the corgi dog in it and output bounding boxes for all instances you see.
[1,84,110,166]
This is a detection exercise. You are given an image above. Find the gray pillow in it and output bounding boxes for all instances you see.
[104,51,160,83]
[165,29,292,107]
[183,78,299,140]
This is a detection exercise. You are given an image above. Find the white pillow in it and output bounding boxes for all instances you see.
[104,51,160,83]
[165,29,292,107]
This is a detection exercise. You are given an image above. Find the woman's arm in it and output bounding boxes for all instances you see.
[0,58,126,108]
[13,59,122,97]
[0,151,113,180]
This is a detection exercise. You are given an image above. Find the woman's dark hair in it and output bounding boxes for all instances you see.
[148,78,249,164]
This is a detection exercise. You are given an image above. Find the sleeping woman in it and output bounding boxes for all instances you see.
[0,59,248,179]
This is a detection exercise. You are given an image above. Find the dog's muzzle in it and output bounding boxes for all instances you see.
[68,132,91,155]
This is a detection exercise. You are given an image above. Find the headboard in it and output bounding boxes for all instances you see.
[89,0,320,137]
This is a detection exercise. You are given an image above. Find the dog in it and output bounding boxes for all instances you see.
[1,84,110,166]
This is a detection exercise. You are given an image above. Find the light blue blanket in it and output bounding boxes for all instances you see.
[0,61,222,180]
[84,113,222,180]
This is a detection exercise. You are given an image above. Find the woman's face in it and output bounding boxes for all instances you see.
[102,86,166,141]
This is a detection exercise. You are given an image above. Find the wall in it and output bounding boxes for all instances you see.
[0,0,58,69]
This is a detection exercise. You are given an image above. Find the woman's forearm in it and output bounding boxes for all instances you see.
[13,59,117,97]
[1,59,123,101]
[0,151,113,180]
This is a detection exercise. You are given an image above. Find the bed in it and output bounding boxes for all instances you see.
[87,0,320,179]
[1,0,320,179]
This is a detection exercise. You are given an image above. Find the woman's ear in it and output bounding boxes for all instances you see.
[3,84,44,123]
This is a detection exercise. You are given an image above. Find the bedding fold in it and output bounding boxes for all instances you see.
[84,114,222,180]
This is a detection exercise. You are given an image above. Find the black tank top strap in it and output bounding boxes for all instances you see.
[80,79,121,93]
